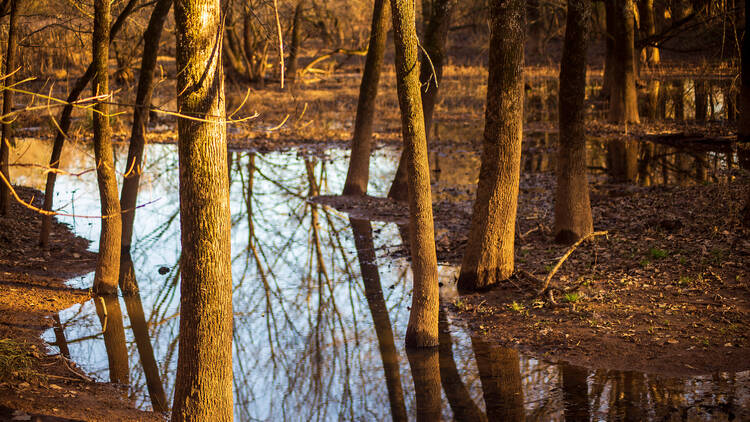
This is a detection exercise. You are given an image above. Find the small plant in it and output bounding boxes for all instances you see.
[678,276,692,287]
[563,292,581,303]
[649,248,668,259]
[508,301,525,313]
[544,264,553,272]
[453,299,466,310]
[639,258,651,268]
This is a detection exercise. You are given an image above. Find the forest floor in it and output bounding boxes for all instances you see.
[317,156,750,377]
[0,188,161,421]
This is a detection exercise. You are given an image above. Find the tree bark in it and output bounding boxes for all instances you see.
[119,0,173,295]
[695,79,708,122]
[554,0,594,245]
[389,0,439,348]
[388,0,454,202]
[39,0,140,247]
[285,0,305,84]
[350,218,407,422]
[171,0,233,419]
[457,0,525,291]
[92,0,122,295]
[739,0,750,140]
[342,0,390,195]
[0,0,18,216]
[638,0,660,120]
[608,0,640,124]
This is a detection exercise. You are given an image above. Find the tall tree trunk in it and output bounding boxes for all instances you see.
[739,0,750,140]
[695,79,708,122]
[471,336,525,421]
[457,0,525,291]
[388,0,454,201]
[92,0,122,295]
[601,1,615,100]
[638,0,660,120]
[608,0,640,124]
[350,218,408,422]
[554,0,594,244]
[285,0,305,84]
[94,295,130,384]
[171,0,233,419]
[39,0,139,247]
[672,79,685,120]
[0,0,18,216]
[406,348,442,421]
[119,0,173,295]
[389,0,439,348]
[342,0,390,195]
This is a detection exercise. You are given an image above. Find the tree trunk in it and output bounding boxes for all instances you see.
[92,0,122,295]
[94,295,130,384]
[285,0,305,84]
[171,0,233,419]
[39,0,140,247]
[457,0,525,291]
[471,336,525,421]
[342,0,390,195]
[388,0,454,202]
[350,218,408,422]
[695,79,708,122]
[389,0,439,348]
[554,0,594,245]
[638,0,660,120]
[119,0,173,295]
[601,1,614,100]
[672,79,685,121]
[406,348,442,421]
[739,0,750,140]
[0,0,18,216]
[608,0,640,124]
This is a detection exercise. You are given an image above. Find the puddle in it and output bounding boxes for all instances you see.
[21,132,747,419]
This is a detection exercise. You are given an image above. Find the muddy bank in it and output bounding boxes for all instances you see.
[317,167,750,377]
[0,187,161,421]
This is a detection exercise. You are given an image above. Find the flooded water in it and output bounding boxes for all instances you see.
[6,75,744,420]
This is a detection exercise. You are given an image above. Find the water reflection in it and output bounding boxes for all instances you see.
[30,138,748,420]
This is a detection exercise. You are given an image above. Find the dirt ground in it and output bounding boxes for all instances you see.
[0,187,161,421]
[317,160,750,377]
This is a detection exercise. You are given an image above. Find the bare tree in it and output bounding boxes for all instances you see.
[0,0,19,215]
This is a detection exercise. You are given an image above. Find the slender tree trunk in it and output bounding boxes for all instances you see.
[350,218,408,422]
[388,0,454,201]
[285,0,305,84]
[389,0,439,348]
[601,1,615,100]
[119,0,173,295]
[457,0,525,291]
[94,295,130,384]
[608,0,640,124]
[554,0,593,244]
[739,0,750,140]
[406,348,442,421]
[471,336,525,421]
[92,0,122,295]
[0,0,18,216]
[695,79,708,122]
[638,0,660,120]
[672,79,685,121]
[342,0,390,195]
[39,0,139,247]
[171,0,233,419]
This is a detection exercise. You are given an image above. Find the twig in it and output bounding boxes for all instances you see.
[538,231,608,295]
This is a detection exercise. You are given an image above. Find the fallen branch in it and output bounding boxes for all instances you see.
[538,231,608,296]
[300,48,367,76]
